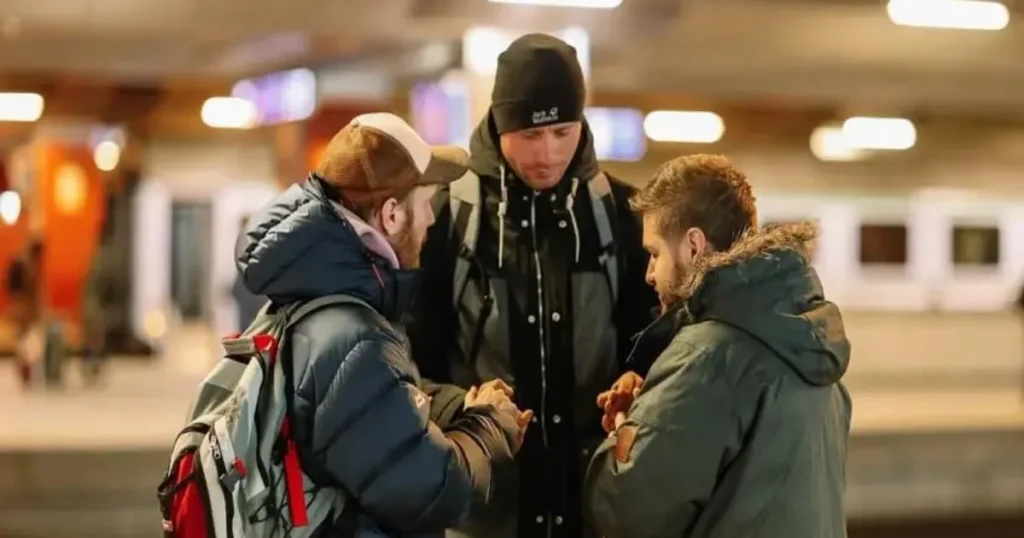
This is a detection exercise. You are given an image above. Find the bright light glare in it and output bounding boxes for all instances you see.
[841,117,917,151]
[54,164,88,216]
[642,110,725,144]
[809,126,868,162]
[0,191,21,225]
[144,310,167,339]
[887,0,1009,31]
[463,26,591,75]
[200,97,256,129]
[488,0,621,7]
[0,92,44,122]
[93,140,121,172]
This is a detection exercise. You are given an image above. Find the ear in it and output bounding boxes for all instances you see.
[377,197,404,236]
[683,227,709,258]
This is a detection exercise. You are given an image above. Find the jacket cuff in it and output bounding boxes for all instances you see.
[421,380,468,428]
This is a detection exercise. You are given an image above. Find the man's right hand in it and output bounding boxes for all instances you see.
[464,379,515,409]
[464,379,532,452]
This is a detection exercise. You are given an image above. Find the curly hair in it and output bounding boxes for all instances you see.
[630,154,757,250]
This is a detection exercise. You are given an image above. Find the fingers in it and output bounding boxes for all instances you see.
[481,378,515,397]
[517,409,534,428]
[464,386,479,408]
[602,391,630,415]
[596,390,611,408]
[602,413,615,434]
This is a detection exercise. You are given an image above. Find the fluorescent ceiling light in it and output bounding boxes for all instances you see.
[887,0,1009,31]
[810,126,869,162]
[643,110,724,144]
[0,190,21,225]
[841,117,917,151]
[93,140,122,172]
[488,0,622,8]
[0,92,44,122]
[463,26,591,75]
[201,97,256,129]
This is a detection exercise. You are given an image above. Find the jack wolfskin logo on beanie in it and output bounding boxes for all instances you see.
[491,33,585,134]
[532,107,560,125]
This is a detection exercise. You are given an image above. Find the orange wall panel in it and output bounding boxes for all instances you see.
[36,144,105,322]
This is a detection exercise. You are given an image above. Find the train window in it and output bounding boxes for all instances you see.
[952,225,1000,266]
[859,224,907,265]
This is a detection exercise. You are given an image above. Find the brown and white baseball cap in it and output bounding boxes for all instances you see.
[315,112,469,207]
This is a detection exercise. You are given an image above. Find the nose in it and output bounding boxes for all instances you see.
[645,259,656,287]
[535,135,556,164]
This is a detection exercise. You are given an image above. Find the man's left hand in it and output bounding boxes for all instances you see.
[596,371,643,433]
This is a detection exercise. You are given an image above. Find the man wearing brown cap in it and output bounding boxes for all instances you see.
[407,34,659,538]
[235,112,531,536]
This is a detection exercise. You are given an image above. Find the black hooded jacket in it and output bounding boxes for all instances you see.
[407,114,658,538]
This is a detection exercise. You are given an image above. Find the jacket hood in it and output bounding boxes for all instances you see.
[682,223,850,386]
[468,110,600,183]
[234,177,418,319]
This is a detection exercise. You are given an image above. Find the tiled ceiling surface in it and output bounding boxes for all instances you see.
[0,0,1023,113]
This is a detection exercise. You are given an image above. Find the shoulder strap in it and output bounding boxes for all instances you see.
[283,294,373,330]
[449,171,481,309]
[587,172,619,303]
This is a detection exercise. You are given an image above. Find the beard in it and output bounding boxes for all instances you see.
[388,219,421,269]
[656,263,690,314]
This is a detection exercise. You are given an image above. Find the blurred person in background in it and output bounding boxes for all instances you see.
[585,154,852,538]
[407,33,658,538]
[80,218,118,384]
[7,239,45,386]
[234,112,531,536]
[230,215,265,332]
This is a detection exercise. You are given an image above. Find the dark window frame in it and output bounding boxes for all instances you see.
[858,222,909,266]
[951,223,1000,267]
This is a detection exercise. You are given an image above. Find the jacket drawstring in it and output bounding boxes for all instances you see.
[566,177,581,263]
[497,163,508,268]
[496,167,581,266]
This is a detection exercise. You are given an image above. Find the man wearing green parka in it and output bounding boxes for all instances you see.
[585,154,852,538]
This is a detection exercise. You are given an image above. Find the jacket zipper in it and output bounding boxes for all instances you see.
[530,191,553,538]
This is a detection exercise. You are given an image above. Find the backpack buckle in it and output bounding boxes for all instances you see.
[220,456,248,488]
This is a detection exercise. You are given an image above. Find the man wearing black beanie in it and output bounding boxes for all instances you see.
[407,33,659,538]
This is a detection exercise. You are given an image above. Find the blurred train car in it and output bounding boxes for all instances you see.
[758,188,1024,390]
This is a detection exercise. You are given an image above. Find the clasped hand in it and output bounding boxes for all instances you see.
[464,379,533,446]
[596,371,643,433]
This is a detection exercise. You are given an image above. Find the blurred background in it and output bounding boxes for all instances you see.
[1,0,1024,536]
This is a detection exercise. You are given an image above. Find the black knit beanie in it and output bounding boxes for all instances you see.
[490,33,586,135]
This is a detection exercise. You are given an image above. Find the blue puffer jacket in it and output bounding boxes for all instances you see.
[236,177,521,537]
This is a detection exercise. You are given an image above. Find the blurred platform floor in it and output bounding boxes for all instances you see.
[0,322,1023,450]
[1,323,1024,537]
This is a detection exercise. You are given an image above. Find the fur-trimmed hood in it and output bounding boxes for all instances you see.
[678,222,818,307]
[632,222,850,387]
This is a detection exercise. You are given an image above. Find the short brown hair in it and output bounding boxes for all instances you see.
[630,154,757,250]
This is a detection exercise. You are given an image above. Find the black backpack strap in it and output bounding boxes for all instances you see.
[449,171,481,309]
[588,172,621,303]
